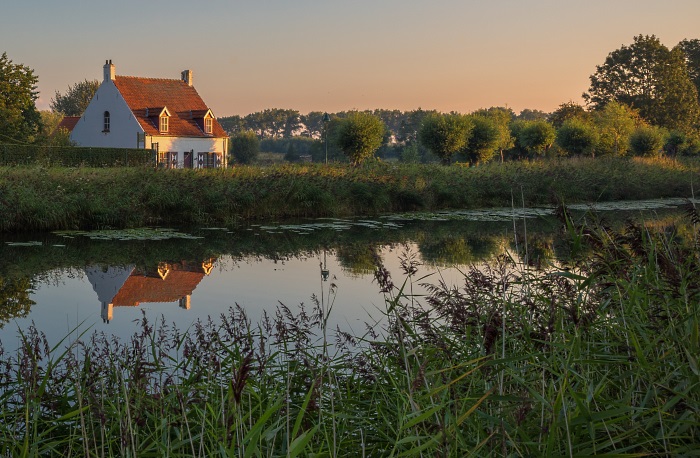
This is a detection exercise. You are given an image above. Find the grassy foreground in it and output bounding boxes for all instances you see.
[1,156,699,232]
[0,211,698,456]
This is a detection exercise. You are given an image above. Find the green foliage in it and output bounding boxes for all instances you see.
[461,115,499,165]
[0,276,35,327]
[231,130,260,164]
[592,101,639,156]
[0,52,41,144]
[584,35,700,131]
[334,112,385,166]
[0,144,153,167]
[556,118,599,156]
[50,79,99,116]
[629,125,665,157]
[515,119,556,157]
[678,38,700,99]
[418,113,472,165]
[548,101,588,128]
[515,108,549,121]
[400,142,421,163]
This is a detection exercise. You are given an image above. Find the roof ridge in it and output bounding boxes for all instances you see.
[115,75,185,83]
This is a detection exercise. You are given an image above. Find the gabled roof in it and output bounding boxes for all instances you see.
[55,116,80,134]
[113,76,227,138]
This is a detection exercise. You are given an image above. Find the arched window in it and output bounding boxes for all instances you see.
[103,111,110,132]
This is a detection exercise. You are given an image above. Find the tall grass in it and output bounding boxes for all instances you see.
[1,156,699,232]
[0,208,698,455]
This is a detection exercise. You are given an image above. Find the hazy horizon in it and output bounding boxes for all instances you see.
[2,0,699,118]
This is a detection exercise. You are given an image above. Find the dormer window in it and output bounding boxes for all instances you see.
[159,115,169,133]
[103,111,110,132]
[204,116,213,134]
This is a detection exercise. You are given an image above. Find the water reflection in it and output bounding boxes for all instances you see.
[86,259,216,323]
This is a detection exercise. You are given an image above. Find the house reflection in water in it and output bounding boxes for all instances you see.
[85,259,215,323]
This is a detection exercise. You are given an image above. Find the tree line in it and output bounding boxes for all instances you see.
[2,35,699,162]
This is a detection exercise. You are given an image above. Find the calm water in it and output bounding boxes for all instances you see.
[0,199,691,352]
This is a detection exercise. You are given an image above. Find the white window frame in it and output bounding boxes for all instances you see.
[160,115,169,133]
[204,117,213,134]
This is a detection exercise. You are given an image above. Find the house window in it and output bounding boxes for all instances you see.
[103,111,110,132]
[157,151,179,169]
[197,152,221,168]
[204,117,213,134]
[159,115,169,133]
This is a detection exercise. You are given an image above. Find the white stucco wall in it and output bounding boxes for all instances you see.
[70,81,144,148]
[145,136,228,168]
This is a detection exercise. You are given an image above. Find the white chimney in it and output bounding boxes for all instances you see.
[181,69,193,86]
[103,59,115,82]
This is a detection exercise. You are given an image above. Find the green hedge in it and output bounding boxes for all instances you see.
[0,144,156,167]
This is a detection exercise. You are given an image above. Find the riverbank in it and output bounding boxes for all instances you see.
[1,156,698,232]
[0,216,697,455]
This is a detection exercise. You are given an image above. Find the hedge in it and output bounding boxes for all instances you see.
[0,144,156,167]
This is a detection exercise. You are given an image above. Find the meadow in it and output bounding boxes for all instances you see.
[0,156,699,232]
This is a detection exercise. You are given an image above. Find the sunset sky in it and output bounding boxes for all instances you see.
[2,0,699,117]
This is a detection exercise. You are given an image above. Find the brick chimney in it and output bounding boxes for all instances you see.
[181,69,193,86]
[103,59,115,82]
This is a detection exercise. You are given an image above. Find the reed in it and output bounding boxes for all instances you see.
[1,156,699,232]
[0,209,698,455]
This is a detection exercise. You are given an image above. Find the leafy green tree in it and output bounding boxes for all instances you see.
[50,79,99,116]
[555,118,599,157]
[677,38,700,99]
[516,120,556,157]
[218,115,244,136]
[335,112,385,166]
[230,130,260,164]
[515,109,549,121]
[461,115,499,165]
[592,101,639,156]
[472,107,514,162]
[400,142,421,163]
[664,130,688,157]
[629,125,664,157]
[548,101,588,128]
[35,110,74,146]
[583,35,700,131]
[0,52,41,143]
[418,113,472,165]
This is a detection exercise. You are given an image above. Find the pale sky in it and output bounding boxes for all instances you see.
[2,0,699,117]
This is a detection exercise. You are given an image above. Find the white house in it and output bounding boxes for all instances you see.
[70,60,229,168]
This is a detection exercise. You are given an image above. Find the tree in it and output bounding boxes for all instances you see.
[583,35,700,131]
[555,118,599,157]
[677,38,700,99]
[230,130,260,164]
[461,115,499,165]
[629,125,664,157]
[472,107,514,162]
[418,113,472,165]
[0,52,41,143]
[0,276,35,328]
[335,112,385,166]
[592,101,639,156]
[516,120,555,157]
[50,79,99,116]
[35,110,74,146]
[548,101,588,128]
[515,109,549,121]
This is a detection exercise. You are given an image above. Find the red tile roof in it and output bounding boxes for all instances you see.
[55,116,80,133]
[111,269,205,307]
[113,76,227,138]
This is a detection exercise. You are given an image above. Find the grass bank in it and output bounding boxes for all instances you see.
[1,156,699,232]
[0,211,698,455]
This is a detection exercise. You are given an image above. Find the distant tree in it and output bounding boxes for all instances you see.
[461,115,499,165]
[397,108,436,144]
[301,111,325,138]
[399,142,421,163]
[472,107,514,162]
[592,101,639,156]
[583,35,700,132]
[418,113,472,165]
[664,130,687,157]
[516,120,556,157]
[50,79,98,116]
[284,142,299,162]
[548,101,588,128]
[677,38,700,99]
[555,118,599,157]
[218,115,244,136]
[335,112,385,166]
[230,130,260,164]
[0,52,41,143]
[515,109,549,121]
[629,125,665,157]
[35,110,74,146]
